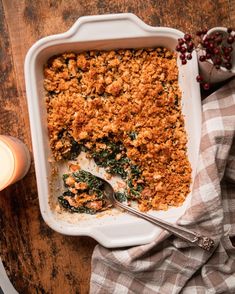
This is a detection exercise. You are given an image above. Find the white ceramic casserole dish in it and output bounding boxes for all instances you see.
[24,13,201,248]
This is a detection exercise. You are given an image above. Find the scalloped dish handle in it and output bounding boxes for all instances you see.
[67,13,161,42]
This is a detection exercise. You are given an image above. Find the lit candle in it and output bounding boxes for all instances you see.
[0,135,31,191]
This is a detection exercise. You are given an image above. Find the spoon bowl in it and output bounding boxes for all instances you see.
[95,173,215,252]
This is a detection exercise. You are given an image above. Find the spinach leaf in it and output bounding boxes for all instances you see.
[127,179,143,198]
[115,192,127,202]
[128,131,137,140]
[91,139,129,179]
[130,164,141,178]
[58,196,96,214]
[73,170,104,190]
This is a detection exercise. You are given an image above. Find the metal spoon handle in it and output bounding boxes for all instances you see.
[116,200,215,251]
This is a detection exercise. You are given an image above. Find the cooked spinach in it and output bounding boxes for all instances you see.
[59,170,106,214]
[63,190,75,197]
[59,136,145,214]
[130,164,141,178]
[128,131,137,140]
[127,179,143,198]
[105,157,129,179]
[91,139,129,179]
[58,195,96,214]
[115,192,127,202]
[70,140,84,160]
[63,139,89,160]
[72,170,103,190]
[57,129,65,139]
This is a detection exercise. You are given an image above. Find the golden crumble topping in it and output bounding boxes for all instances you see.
[44,48,191,213]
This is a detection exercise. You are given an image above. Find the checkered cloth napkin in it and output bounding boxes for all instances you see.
[90,78,235,294]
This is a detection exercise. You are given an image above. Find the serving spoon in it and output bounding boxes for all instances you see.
[95,174,215,251]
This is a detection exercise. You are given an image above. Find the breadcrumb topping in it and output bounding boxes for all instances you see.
[45,48,191,212]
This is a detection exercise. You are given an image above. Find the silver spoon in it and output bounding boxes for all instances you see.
[97,175,215,251]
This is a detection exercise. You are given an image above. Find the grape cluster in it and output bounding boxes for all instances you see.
[176,33,195,65]
[176,28,234,90]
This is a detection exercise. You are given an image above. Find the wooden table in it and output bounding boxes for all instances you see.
[0,1,234,293]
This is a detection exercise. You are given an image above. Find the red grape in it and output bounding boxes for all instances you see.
[180,47,187,53]
[187,53,192,60]
[184,34,192,41]
[203,83,210,90]
[196,75,203,82]
[176,44,181,51]
[227,36,234,44]
[199,55,206,62]
[178,38,185,45]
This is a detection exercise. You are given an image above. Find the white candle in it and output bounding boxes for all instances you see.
[0,135,31,191]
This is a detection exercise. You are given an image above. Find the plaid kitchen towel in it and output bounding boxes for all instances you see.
[90,78,235,294]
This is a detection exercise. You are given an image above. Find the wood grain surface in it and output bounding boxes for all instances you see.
[0,1,234,293]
